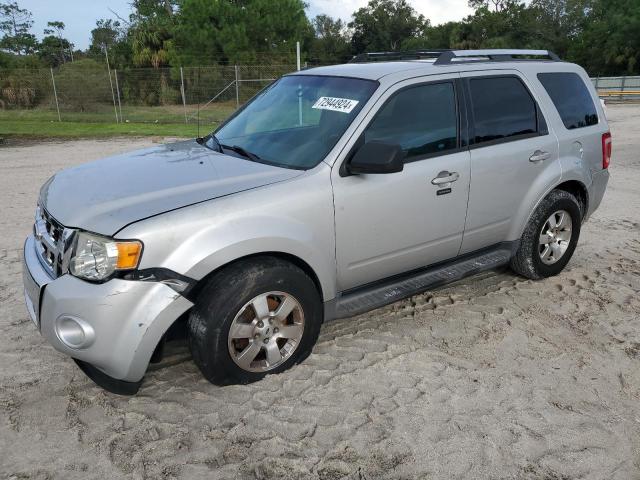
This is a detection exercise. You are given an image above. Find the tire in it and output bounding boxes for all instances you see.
[187,256,323,386]
[510,189,582,280]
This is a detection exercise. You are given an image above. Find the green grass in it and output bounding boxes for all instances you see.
[0,103,236,138]
[0,119,202,137]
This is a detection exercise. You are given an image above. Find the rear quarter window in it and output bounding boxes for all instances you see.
[537,72,598,129]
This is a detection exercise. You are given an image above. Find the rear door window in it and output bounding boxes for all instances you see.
[468,76,540,145]
[364,82,458,160]
[537,72,598,129]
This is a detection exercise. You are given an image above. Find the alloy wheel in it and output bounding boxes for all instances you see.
[538,209,573,265]
[227,291,305,372]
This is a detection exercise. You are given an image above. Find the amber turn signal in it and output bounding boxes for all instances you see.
[116,241,143,270]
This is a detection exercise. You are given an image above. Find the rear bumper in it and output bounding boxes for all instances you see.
[586,169,609,219]
[22,234,193,386]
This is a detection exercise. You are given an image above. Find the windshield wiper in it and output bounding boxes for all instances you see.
[200,135,261,162]
[221,144,261,162]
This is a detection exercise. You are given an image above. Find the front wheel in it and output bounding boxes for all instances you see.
[511,189,582,280]
[187,256,323,385]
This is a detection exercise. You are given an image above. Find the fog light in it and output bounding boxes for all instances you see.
[55,315,95,349]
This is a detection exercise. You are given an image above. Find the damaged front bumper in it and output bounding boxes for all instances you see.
[23,234,193,394]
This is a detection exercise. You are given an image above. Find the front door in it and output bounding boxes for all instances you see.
[332,76,471,291]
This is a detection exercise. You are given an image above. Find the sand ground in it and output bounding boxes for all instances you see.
[1,105,639,479]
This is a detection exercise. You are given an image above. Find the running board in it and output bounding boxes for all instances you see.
[326,244,516,321]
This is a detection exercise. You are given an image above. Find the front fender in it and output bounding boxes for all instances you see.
[179,216,336,300]
[117,165,337,301]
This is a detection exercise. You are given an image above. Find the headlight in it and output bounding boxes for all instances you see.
[69,231,142,281]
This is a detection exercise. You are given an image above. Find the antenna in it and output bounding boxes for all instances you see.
[197,66,201,139]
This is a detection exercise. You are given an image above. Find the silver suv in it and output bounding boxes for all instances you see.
[22,50,611,394]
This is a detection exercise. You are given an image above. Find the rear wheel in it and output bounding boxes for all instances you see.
[187,256,322,385]
[511,190,582,280]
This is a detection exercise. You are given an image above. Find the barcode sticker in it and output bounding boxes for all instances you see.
[312,96,359,114]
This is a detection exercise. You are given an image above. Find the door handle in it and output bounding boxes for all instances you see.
[529,150,551,163]
[431,171,460,185]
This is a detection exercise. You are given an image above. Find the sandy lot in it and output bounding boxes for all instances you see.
[1,106,639,480]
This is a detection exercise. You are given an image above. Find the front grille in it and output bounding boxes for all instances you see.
[34,206,68,278]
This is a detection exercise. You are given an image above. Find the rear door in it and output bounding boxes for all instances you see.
[459,71,561,254]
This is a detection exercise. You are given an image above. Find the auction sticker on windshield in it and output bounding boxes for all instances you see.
[312,97,359,114]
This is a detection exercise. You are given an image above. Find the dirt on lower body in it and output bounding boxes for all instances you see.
[1,106,640,479]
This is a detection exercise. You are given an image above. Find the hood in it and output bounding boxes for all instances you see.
[40,140,303,235]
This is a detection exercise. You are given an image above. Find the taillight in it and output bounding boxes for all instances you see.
[602,132,612,169]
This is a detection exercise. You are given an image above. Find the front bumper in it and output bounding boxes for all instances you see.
[22,235,193,388]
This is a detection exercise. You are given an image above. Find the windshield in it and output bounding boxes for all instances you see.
[212,75,378,170]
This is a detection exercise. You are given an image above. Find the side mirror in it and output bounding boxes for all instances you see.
[348,141,404,175]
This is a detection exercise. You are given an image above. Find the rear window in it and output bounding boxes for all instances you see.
[468,76,539,145]
[538,72,598,129]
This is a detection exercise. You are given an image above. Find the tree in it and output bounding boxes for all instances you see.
[443,1,548,50]
[43,21,71,64]
[88,19,132,68]
[0,1,36,55]
[569,0,640,75]
[528,0,592,58]
[129,0,176,67]
[39,34,73,66]
[172,0,312,65]
[308,15,351,63]
[468,0,520,12]
[349,0,429,53]
[402,21,459,50]
[90,19,122,51]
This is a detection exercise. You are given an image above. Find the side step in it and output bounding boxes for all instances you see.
[329,244,515,320]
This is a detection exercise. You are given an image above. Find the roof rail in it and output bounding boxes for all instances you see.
[349,50,449,63]
[434,49,561,65]
[349,49,561,65]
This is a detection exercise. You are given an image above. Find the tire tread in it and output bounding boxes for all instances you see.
[510,189,581,280]
[187,256,322,386]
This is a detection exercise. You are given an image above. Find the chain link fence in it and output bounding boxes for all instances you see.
[0,63,298,128]
[2,65,639,130]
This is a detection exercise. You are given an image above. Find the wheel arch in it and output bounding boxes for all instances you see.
[553,179,589,220]
[145,250,328,370]
[187,251,326,303]
[509,177,589,241]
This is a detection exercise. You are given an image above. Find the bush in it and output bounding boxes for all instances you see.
[0,69,51,109]
[53,59,114,112]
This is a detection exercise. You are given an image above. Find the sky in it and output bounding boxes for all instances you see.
[19,0,474,50]
[307,0,474,27]
[19,0,132,49]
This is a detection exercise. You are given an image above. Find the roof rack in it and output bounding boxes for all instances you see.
[434,49,560,64]
[349,49,561,65]
[349,50,448,63]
